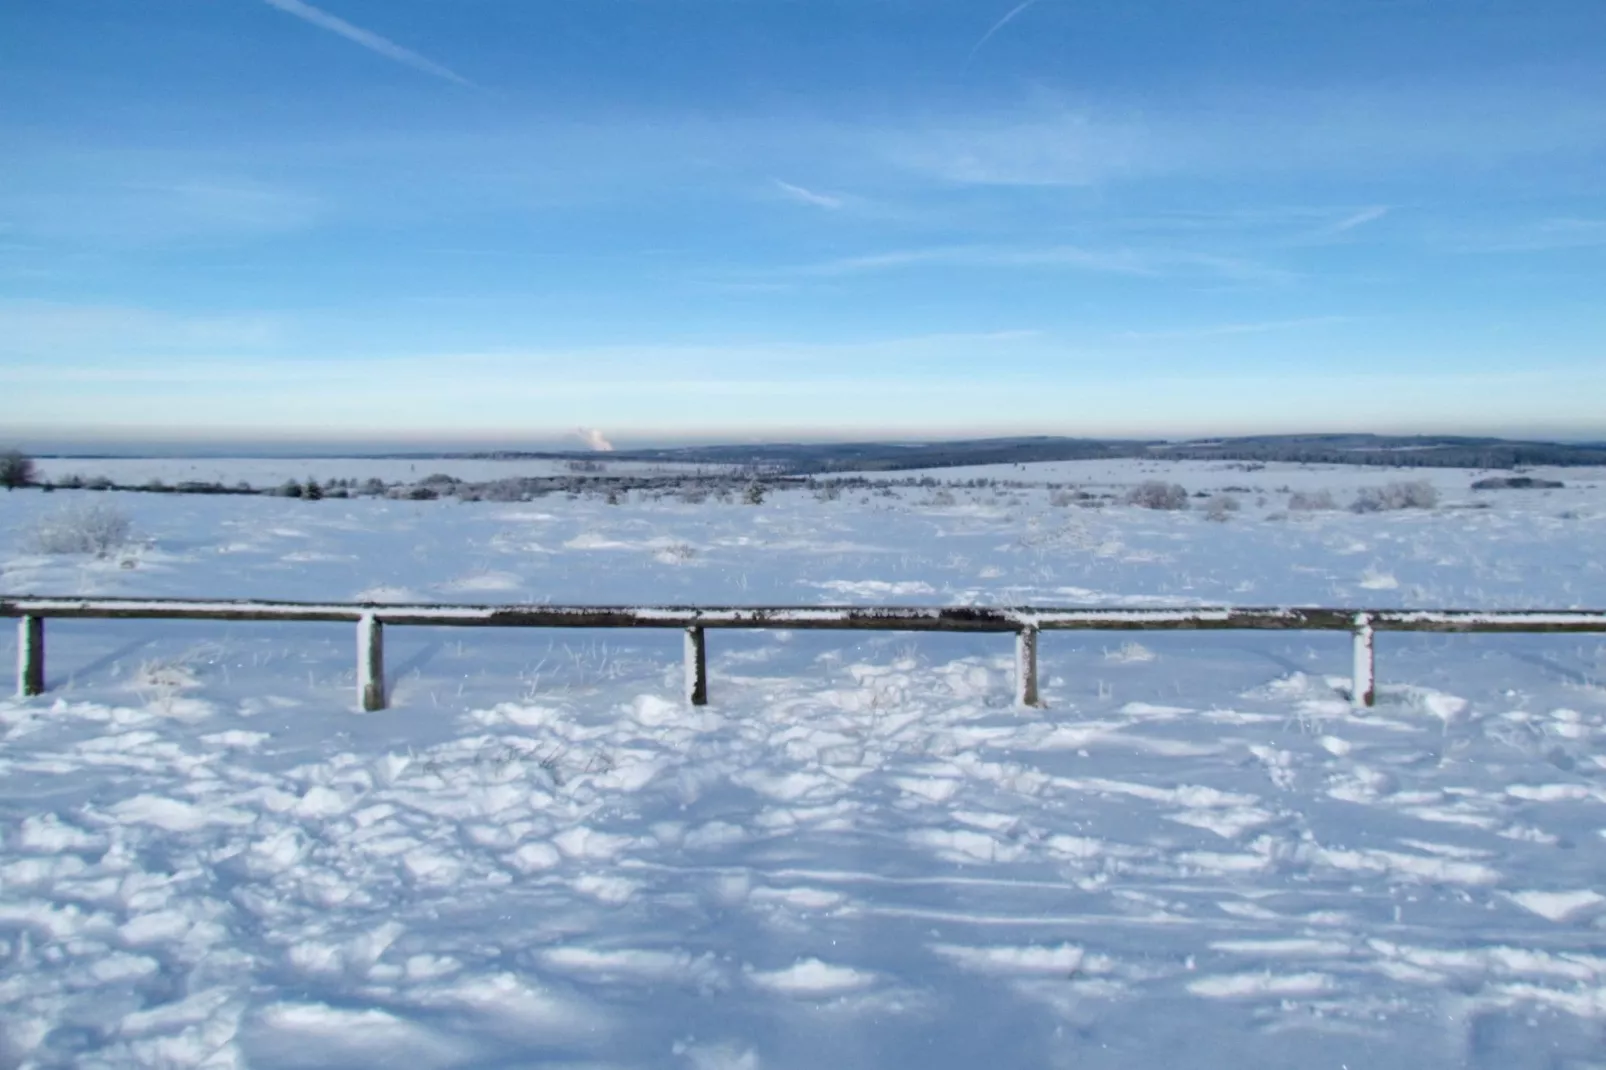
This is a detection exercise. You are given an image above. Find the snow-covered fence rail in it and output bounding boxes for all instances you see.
[6,597,1606,712]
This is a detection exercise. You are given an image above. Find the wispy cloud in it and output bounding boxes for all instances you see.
[0,174,320,246]
[884,83,1606,187]
[772,179,844,210]
[964,0,1048,70]
[1118,316,1349,341]
[260,0,472,86]
[789,244,1291,283]
[1456,217,1606,253]
[0,300,282,356]
[1325,206,1390,234]
[1291,203,1394,242]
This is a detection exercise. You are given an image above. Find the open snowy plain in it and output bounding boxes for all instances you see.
[2,459,1604,1069]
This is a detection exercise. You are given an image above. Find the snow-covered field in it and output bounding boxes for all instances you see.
[2,460,1604,1069]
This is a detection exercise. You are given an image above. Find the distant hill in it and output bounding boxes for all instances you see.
[465,433,1606,474]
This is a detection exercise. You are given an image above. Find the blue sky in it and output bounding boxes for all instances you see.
[2,0,1604,448]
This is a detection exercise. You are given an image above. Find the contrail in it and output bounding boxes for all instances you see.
[260,0,472,86]
[964,0,1049,71]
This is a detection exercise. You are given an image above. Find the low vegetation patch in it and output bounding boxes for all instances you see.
[1126,481,1190,510]
[24,502,134,556]
[1349,480,1439,512]
[1288,489,1338,511]
[1471,476,1565,490]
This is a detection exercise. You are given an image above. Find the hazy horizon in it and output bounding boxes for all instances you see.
[12,424,1606,460]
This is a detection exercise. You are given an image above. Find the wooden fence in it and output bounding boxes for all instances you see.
[6,597,1606,711]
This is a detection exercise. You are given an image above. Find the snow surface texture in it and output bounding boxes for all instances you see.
[1,460,1605,1068]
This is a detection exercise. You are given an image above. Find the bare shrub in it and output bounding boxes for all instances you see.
[481,479,528,502]
[25,503,133,556]
[1288,489,1337,511]
[1350,480,1439,513]
[0,450,34,490]
[1204,494,1240,521]
[1048,488,1086,507]
[1126,481,1190,510]
[657,542,697,562]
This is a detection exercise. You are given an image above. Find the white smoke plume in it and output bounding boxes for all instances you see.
[574,428,614,452]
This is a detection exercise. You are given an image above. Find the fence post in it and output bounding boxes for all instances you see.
[1015,626,1040,708]
[1352,612,1375,709]
[685,626,708,706]
[358,614,386,711]
[18,615,44,698]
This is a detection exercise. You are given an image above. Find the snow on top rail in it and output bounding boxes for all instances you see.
[8,596,1606,711]
[3,597,1605,632]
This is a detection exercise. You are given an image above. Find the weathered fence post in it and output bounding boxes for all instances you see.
[1352,612,1375,709]
[358,613,386,711]
[1015,626,1040,708]
[18,615,44,698]
[685,626,708,706]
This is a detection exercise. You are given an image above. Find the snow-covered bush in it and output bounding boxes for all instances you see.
[24,502,133,556]
[480,479,527,502]
[1126,481,1190,510]
[743,481,766,505]
[1288,489,1337,511]
[1204,494,1241,521]
[1048,488,1085,507]
[1350,480,1438,513]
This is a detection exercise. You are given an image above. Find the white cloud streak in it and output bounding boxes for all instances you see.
[789,244,1292,283]
[772,179,844,210]
[1456,217,1606,253]
[260,0,472,86]
[965,0,1048,70]
[1289,205,1391,243]
[885,84,1606,187]
[1326,206,1390,234]
[1118,316,1349,341]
